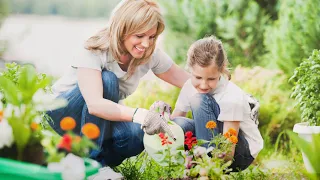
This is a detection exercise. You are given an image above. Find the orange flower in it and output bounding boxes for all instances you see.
[0,110,3,121]
[229,136,238,144]
[205,121,217,129]
[30,122,39,131]
[82,123,100,139]
[60,117,76,131]
[228,128,237,136]
[223,132,231,138]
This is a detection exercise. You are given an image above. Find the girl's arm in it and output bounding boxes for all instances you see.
[171,109,187,119]
[223,121,240,161]
[155,64,190,88]
[77,67,136,121]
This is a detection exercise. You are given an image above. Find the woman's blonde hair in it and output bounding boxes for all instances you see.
[187,36,231,80]
[85,0,165,78]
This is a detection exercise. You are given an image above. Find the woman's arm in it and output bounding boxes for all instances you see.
[77,67,136,121]
[156,64,190,88]
[223,121,240,160]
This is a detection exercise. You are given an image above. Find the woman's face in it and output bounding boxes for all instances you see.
[190,63,221,93]
[124,26,157,59]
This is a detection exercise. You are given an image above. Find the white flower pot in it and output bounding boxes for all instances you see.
[293,122,320,173]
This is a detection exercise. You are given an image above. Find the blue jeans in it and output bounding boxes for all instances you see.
[173,93,254,172]
[47,70,144,167]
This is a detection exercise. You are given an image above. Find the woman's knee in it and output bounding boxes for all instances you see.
[112,122,144,157]
[101,70,120,102]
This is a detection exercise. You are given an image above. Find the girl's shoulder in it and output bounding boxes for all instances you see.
[221,81,246,103]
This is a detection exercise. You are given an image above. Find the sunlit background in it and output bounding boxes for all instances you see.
[0,0,320,179]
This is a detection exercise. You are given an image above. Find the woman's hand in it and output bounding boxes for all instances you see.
[149,101,172,116]
[133,108,176,140]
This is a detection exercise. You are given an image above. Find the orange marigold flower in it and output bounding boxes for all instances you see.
[229,136,238,144]
[82,123,100,139]
[60,117,76,131]
[30,122,39,131]
[0,110,3,121]
[228,128,237,136]
[205,121,216,129]
[223,132,231,138]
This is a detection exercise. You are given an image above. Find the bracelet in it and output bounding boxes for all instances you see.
[132,108,139,122]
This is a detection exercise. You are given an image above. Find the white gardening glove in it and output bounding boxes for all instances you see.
[247,94,260,125]
[149,101,172,116]
[132,108,176,140]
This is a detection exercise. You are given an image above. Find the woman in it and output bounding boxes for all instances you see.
[47,0,189,170]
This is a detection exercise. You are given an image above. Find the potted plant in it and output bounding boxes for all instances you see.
[0,63,101,179]
[290,49,320,173]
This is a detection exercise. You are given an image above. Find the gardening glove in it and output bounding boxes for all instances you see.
[132,108,176,140]
[149,101,172,116]
[247,94,260,125]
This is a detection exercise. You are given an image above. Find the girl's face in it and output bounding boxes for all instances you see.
[123,26,157,59]
[190,63,221,93]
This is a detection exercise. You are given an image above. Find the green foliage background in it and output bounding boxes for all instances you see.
[264,0,320,76]
[1,0,320,178]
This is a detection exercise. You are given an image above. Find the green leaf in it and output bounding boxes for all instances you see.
[287,131,320,174]
[0,76,20,105]
[8,117,31,160]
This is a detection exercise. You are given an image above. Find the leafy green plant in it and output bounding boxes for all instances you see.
[289,50,320,126]
[0,64,66,161]
[287,131,320,180]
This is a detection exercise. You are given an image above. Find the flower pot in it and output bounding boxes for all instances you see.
[0,157,100,180]
[293,122,320,173]
[0,143,45,165]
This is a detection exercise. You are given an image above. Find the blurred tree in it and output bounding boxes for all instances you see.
[0,0,9,58]
[9,0,121,18]
[264,0,320,77]
[254,0,279,20]
[0,0,9,26]
[160,0,272,67]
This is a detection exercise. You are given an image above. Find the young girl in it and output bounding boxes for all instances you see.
[171,36,264,171]
[47,0,189,177]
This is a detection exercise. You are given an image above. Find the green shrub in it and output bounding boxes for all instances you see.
[159,0,270,66]
[289,50,320,126]
[264,0,320,76]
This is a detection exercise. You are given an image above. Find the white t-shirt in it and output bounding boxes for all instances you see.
[52,48,173,100]
[175,76,263,158]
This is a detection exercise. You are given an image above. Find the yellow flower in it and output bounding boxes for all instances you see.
[223,132,231,138]
[229,136,238,144]
[228,128,237,136]
[205,121,217,129]
[0,110,3,121]
[30,122,39,131]
[60,117,76,131]
[82,123,100,139]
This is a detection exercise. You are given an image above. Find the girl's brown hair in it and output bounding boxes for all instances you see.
[187,35,231,80]
[85,0,164,79]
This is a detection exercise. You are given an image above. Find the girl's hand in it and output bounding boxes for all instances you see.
[149,101,172,116]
